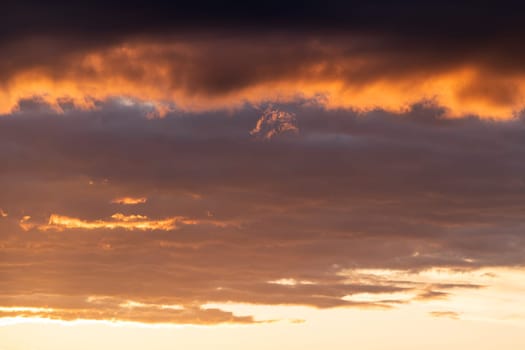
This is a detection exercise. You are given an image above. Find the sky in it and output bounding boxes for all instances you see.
[1,1,525,349]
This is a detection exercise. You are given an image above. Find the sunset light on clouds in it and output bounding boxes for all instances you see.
[1,1,525,349]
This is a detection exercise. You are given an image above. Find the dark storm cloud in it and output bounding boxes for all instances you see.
[2,0,524,79]
[1,2,525,118]
[2,1,524,40]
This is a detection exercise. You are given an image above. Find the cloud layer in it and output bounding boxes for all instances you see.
[1,100,524,323]
[0,1,525,118]
[3,32,525,117]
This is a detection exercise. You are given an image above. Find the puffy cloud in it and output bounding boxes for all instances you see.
[250,108,298,139]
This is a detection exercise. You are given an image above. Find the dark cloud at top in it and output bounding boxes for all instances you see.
[2,1,524,41]
[2,2,525,118]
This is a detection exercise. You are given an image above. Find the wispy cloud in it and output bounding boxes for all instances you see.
[429,311,460,320]
[0,300,262,325]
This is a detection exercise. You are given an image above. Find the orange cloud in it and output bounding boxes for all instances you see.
[111,197,148,205]
[2,38,525,119]
[39,213,196,231]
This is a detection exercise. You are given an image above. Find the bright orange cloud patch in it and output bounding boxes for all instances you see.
[38,213,196,231]
[111,197,148,205]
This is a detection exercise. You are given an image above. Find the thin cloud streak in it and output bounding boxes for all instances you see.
[111,197,148,205]
[37,213,196,232]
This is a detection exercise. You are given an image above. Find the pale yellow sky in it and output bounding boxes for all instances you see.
[1,307,524,350]
[2,267,524,350]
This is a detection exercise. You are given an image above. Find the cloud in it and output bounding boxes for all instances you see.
[0,301,261,325]
[2,35,525,118]
[18,215,34,231]
[4,2,525,120]
[111,197,147,205]
[429,311,460,320]
[250,108,298,139]
[3,1,525,44]
[1,101,525,324]
[37,213,196,232]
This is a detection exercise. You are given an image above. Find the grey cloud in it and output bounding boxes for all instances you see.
[0,100,524,323]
